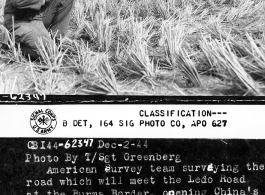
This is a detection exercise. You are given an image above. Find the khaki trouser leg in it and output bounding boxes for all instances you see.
[0,24,10,50]
[4,0,74,59]
[42,0,74,37]
[14,20,52,60]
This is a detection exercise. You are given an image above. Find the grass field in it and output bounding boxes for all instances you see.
[1,0,265,95]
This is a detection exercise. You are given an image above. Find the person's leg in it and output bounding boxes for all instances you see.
[42,0,75,37]
[41,0,60,29]
[4,0,74,59]
[0,24,10,50]
[14,20,52,60]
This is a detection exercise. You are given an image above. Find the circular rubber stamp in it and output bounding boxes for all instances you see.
[30,109,57,135]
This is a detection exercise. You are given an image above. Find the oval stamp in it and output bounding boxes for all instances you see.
[30,109,57,135]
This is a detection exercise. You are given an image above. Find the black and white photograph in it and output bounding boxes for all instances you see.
[1,0,265,95]
[0,1,265,195]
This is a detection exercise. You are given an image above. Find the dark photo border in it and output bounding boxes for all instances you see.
[0,95,265,105]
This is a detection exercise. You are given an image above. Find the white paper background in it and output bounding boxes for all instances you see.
[0,104,263,138]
